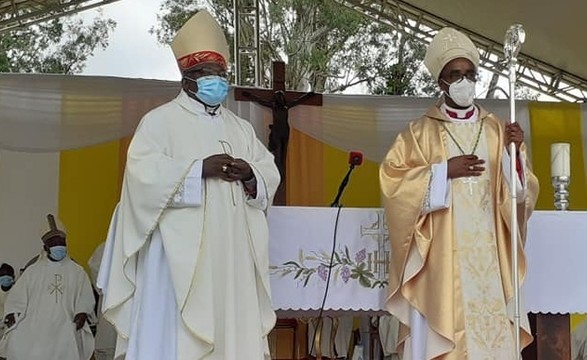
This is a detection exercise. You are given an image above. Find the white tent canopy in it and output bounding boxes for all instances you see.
[401,0,587,81]
[0,0,122,33]
[337,0,587,101]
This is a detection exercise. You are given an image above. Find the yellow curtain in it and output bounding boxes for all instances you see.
[286,129,326,206]
[287,128,380,207]
[58,141,121,272]
[529,102,587,211]
[529,101,587,329]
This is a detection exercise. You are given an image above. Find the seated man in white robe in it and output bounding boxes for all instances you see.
[0,263,15,360]
[98,10,280,360]
[3,214,95,360]
[0,263,14,319]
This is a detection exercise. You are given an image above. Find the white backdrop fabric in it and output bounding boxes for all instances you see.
[0,73,535,161]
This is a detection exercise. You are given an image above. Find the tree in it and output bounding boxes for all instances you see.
[152,0,438,95]
[0,13,116,74]
[367,32,439,96]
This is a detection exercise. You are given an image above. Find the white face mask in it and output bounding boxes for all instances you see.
[443,78,476,107]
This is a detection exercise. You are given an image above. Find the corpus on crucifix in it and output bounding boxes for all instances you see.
[235,61,322,205]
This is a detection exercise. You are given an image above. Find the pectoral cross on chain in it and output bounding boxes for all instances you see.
[48,274,64,303]
[463,177,478,196]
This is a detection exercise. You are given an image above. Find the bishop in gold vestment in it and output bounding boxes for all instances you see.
[379,28,539,360]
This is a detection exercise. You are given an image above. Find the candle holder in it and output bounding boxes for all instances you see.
[552,176,570,211]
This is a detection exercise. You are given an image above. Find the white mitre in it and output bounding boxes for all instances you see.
[424,27,480,80]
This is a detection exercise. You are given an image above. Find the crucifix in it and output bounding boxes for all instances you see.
[462,177,478,196]
[234,61,322,205]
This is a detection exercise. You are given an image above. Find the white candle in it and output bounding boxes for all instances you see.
[551,143,571,177]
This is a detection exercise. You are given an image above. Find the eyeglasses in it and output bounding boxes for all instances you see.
[443,70,479,83]
[186,67,231,80]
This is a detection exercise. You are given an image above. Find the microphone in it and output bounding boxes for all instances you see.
[330,151,363,207]
[349,151,363,166]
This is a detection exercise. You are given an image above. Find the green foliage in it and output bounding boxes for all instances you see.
[367,32,440,97]
[153,0,437,95]
[0,14,116,74]
[151,0,203,45]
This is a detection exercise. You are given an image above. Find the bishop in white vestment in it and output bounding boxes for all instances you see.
[98,10,280,360]
[3,215,95,360]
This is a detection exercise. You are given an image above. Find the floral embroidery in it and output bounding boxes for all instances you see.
[270,247,388,288]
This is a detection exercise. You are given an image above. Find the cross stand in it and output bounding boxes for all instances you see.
[234,61,322,205]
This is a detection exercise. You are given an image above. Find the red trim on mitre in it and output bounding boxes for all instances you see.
[177,51,227,71]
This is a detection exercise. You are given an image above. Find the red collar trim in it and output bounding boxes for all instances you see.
[445,108,475,120]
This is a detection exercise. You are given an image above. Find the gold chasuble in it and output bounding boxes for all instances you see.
[380,105,539,359]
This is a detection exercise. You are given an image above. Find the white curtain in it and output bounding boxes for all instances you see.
[288,94,532,163]
[0,73,535,159]
[0,150,59,274]
[0,74,179,152]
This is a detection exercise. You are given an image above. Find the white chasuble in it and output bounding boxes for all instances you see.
[100,91,280,360]
[3,256,95,360]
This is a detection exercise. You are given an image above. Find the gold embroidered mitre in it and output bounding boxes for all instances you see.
[170,10,230,72]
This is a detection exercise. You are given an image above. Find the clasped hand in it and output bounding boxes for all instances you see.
[203,154,254,182]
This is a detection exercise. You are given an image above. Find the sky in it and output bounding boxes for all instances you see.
[78,0,552,100]
[81,0,180,81]
[79,0,370,93]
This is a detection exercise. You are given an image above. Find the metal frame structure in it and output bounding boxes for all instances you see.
[233,0,261,86]
[0,0,122,34]
[332,0,587,102]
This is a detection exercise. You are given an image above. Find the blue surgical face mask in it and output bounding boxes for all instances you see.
[49,245,67,262]
[0,275,13,288]
[185,75,229,106]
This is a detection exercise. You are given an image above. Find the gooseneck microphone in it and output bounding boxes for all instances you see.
[311,151,365,356]
[330,151,363,207]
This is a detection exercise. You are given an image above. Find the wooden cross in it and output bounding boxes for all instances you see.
[234,61,322,205]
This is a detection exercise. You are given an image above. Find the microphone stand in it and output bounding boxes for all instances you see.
[313,162,357,359]
[330,164,356,207]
